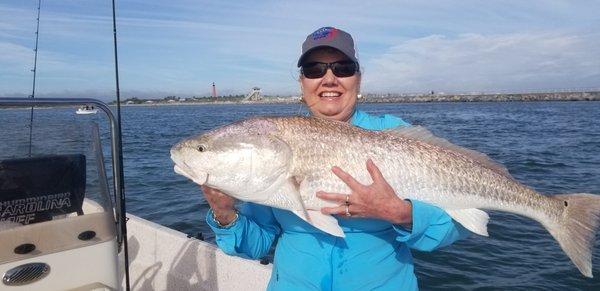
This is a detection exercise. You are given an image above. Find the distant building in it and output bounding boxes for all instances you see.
[243,87,262,101]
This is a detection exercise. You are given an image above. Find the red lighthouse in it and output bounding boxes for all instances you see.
[211,82,217,98]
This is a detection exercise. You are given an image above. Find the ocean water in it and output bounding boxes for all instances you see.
[1,101,599,290]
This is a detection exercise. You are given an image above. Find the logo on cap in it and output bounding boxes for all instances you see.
[311,27,338,41]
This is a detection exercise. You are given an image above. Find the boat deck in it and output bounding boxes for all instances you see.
[122,213,271,290]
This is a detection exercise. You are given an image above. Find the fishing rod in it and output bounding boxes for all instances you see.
[28,0,42,157]
[111,0,131,290]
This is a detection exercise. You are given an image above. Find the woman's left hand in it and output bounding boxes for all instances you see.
[317,159,413,229]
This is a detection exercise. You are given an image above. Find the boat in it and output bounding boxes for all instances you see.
[1,0,271,288]
[76,105,98,115]
[0,98,271,290]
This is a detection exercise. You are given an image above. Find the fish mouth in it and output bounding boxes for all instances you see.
[171,149,208,185]
[174,164,208,185]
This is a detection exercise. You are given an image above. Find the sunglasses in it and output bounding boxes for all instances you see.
[301,61,359,79]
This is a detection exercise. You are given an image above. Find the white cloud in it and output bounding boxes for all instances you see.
[0,42,34,65]
[363,32,600,94]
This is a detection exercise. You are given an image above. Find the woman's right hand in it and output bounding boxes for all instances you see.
[201,185,238,225]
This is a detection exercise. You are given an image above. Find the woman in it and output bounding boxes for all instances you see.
[203,26,470,290]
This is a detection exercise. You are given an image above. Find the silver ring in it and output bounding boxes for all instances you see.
[345,205,351,217]
[345,194,350,205]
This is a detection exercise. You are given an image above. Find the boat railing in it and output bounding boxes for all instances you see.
[0,97,126,250]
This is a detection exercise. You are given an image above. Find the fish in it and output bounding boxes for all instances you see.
[170,116,600,277]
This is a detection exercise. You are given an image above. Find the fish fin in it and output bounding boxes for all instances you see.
[384,126,512,179]
[445,208,489,237]
[292,210,345,238]
[545,193,600,278]
[260,178,308,211]
[290,177,310,222]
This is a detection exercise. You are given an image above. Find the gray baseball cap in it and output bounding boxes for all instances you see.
[297,26,358,67]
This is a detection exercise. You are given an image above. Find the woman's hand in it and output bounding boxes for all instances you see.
[317,159,413,229]
[202,185,238,225]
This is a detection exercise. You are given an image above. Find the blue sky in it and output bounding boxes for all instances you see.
[1,0,599,100]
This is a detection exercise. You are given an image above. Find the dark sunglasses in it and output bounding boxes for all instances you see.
[301,61,359,79]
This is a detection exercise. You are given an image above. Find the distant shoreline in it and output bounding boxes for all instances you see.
[114,91,600,106]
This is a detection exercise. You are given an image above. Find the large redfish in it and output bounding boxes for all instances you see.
[170,116,600,277]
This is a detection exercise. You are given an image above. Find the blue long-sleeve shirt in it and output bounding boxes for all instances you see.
[206,110,470,290]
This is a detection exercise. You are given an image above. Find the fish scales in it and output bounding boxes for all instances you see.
[268,117,550,216]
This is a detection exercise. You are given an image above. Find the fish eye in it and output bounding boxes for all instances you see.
[197,144,207,152]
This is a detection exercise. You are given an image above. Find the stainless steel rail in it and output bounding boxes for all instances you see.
[0,97,127,249]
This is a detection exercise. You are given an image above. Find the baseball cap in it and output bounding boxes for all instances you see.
[297,26,358,67]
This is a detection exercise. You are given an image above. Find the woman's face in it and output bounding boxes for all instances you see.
[300,48,360,122]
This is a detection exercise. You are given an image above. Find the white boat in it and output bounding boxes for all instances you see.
[0,98,271,290]
[76,105,98,115]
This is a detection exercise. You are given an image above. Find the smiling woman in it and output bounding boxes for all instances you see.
[198,26,471,290]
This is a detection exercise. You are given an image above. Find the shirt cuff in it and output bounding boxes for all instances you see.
[393,199,444,242]
[206,208,243,234]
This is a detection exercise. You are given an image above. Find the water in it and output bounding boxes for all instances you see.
[1,101,599,290]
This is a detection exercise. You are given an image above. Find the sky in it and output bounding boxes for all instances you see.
[1,0,599,101]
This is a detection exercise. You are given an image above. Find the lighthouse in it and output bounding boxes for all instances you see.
[211,82,217,98]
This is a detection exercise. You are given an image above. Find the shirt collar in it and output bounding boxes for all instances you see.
[350,109,367,126]
[305,108,360,124]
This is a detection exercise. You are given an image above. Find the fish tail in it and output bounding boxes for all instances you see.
[546,193,600,278]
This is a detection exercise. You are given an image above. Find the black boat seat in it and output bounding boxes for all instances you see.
[0,154,86,226]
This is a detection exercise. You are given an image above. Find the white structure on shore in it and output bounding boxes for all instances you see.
[243,87,262,101]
